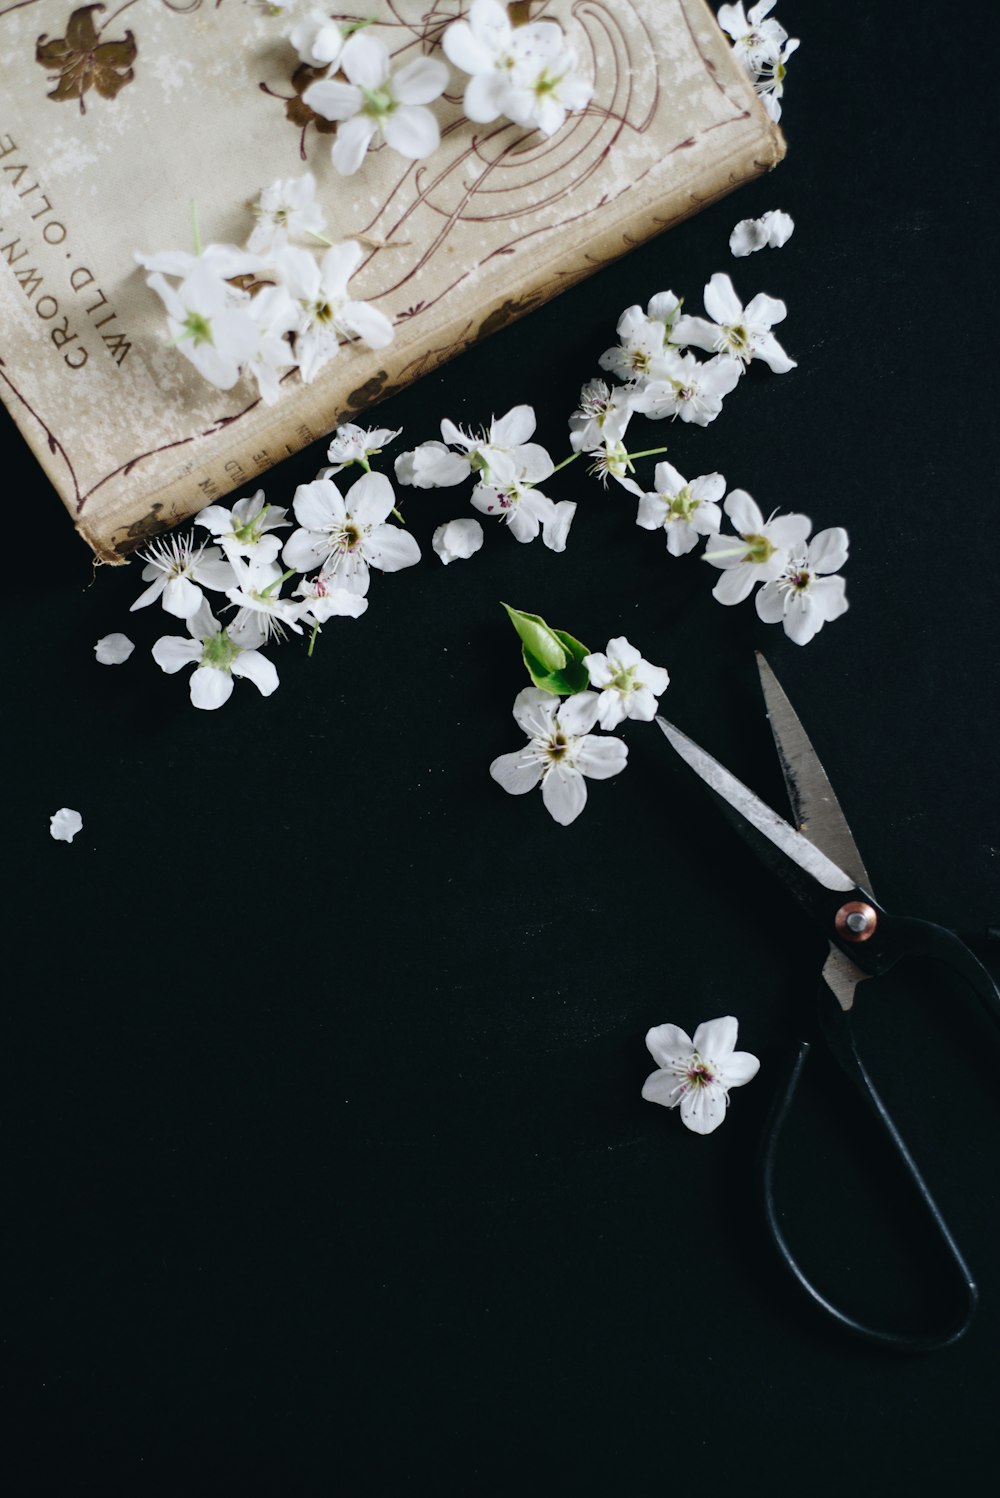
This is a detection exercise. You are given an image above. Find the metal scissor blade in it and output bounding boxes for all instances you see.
[656,717,855,895]
[755,653,873,894]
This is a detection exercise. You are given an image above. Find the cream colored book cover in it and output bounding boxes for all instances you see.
[0,0,784,561]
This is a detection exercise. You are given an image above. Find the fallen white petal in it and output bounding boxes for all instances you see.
[432,517,484,565]
[94,633,135,665]
[49,807,83,843]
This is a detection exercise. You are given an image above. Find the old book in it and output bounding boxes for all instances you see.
[0,0,784,562]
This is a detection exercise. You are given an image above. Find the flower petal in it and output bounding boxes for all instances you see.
[641,1068,684,1109]
[347,469,396,527]
[392,55,449,105]
[94,632,134,665]
[383,104,440,160]
[573,733,628,780]
[230,649,279,697]
[332,114,377,175]
[541,766,587,825]
[151,636,202,675]
[189,665,233,710]
[490,750,542,796]
[645,1022,694,1069]
[366,522,422,573]
[679,1082,729,1134]
[692,1015,739,1063]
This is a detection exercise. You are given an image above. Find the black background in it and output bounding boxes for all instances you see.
[5,3,999,1492]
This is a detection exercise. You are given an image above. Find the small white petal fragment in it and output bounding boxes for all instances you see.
[432,517,484,565]
[94,633,135,666]
[49,808,83,843]
[730,209,795,257]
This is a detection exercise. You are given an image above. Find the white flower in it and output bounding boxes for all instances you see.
[289,10,345,68]
[729,209,794,257]
[490,687,627,826]
[471,480,575,550]
[275,241,393,383]
[282,471,420,595]
[49,808,83,843]
[432,517,484,565]
[152,602,278,710]
[143,264,260,390]
[130,534,235,620]
[303,32,449,175]
[629,351,742,426]
[500,42,592,138]
[444,1,590,137]
[225,556,308,649]
[292,571,369,625]
[94,632,134,665]
[325,424,402,473]
[569,378,634,452]
[599,293,682,385]
[673,273,796,374]
[581,637,669,729]
[636,463,724,556]
[439,404,554,489]
[756,35,799,122]
[642,1016,760,1135]
[247,173,326,256]
[716,2,787,77]
[585,437,643,496]
[195,489,290,564]
[755,527,850,645]
[703,490,811,605]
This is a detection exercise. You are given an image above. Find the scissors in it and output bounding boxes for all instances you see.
[656,653,1000,1352]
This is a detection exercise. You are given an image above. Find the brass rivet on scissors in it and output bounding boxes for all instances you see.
[835,901,878,942]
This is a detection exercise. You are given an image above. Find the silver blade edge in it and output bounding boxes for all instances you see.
[755,653,873,894]
[656,717,856,894]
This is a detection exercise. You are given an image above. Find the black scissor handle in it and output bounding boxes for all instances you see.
[760,1025,979,1353]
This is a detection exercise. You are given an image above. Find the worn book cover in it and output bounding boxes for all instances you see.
[0,0,784,562]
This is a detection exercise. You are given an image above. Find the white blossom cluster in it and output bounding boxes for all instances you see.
[395,404,577,553]
[136,175,392,404]
[491,635,670,826]
[717,1,799,122]
[288,3,591,177]
[103,426,419,709]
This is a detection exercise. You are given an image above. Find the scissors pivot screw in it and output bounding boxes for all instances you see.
[835,901,878,942]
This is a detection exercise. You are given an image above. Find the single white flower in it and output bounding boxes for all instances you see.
[432,517,484,565]
[569,378,634,452]
[303,32,449,176]
[152,602,278,710]
[195,489,290,564]
[703,490,811,605]
[289,10,345,67]
[471,480,573,550]
[729,209,794,257]
[444,1,590,137]
[225,556,308,649]
[585,437,643,496]
[275,241,393,383]
[49,808,83,843]
[582,637,669,729]
[599,293,682,385]
[247,172,326,255]
[325,424,402,473]
[439,404,554,490]
[716,2,787,77]
[673,273,796,374]
[629,350,743,426]
[755,527,850,645]
[642,1016,760,1135]
[756,35,799,122]
[636,463,724,556]
[490,687,627,827]
[130,534,235,620]
[293,571,369,624]
[94,632,135,665]
[282,471,420,594]
[144,264,260,390]
[500,41,592,138]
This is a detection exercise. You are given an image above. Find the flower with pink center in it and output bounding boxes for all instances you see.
[642,1015,760,1134]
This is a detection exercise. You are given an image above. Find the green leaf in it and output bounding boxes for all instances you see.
[503,604,591,696]
[502,603,566,673]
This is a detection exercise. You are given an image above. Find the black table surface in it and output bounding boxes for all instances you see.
[5,4,999,1492]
